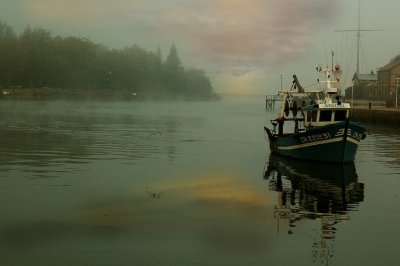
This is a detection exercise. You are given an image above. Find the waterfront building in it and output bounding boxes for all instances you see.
[345,72,377,100]
[376,58,400,106]
[344,58,400,106]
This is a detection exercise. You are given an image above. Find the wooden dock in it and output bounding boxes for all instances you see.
[265,95,281,109]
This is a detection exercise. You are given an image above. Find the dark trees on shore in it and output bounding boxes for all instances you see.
[0,21,213,98]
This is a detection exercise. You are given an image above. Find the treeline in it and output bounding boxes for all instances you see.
[0,20,213,99]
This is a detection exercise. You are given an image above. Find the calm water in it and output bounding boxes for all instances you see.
[0,97,399,266]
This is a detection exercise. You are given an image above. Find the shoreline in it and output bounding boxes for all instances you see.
[0,87,220,101]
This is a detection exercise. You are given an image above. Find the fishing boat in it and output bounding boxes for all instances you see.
[264,64,366,163]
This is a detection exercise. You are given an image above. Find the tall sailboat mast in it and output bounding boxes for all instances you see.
[336,2,382,75]
[356,5,361,75]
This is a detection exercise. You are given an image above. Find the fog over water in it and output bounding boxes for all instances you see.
[1,1,400,265]
[0,97,399,265]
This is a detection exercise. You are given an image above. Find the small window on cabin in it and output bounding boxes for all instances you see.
[307,111,317,122]
[320,110,332,122]
[334,110,347,121]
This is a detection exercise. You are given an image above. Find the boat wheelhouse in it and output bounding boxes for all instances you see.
[304,102,349,127]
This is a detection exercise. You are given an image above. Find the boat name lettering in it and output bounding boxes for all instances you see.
[335,128,353,137]
[300,133,331,143]
[352,132,363,141]
[321,103,350,108]
[323,103,341,108]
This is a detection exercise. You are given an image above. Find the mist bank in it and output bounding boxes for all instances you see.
[0,20,215,100]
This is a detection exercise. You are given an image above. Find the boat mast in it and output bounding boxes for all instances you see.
[356,4,361,75]
[335,1,382,75]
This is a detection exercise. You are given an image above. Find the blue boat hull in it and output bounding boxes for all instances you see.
[265,121,366,163]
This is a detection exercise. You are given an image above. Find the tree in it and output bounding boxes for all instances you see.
[164,43,184,94]
[391,54,400,63]
[165,43,183,72]
[52,36,97,89]
[19,26,55,87]
[0,20,19,85]
[183,69,213,97]
[0,21,215,98]
[0,20,15,40]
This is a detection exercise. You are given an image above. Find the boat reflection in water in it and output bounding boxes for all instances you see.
[264,154,364,263]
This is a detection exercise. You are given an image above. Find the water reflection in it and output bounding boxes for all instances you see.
[0,100,198,179]
[0,172,273,264]
[263,154,364,264]
[359,123,400,169]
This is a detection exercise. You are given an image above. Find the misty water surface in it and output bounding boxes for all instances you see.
[0,97,399,266]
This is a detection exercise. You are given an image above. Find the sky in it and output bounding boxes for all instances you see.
[1,0,399,95]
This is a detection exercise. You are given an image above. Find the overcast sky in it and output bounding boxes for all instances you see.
[1,0,399,95]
